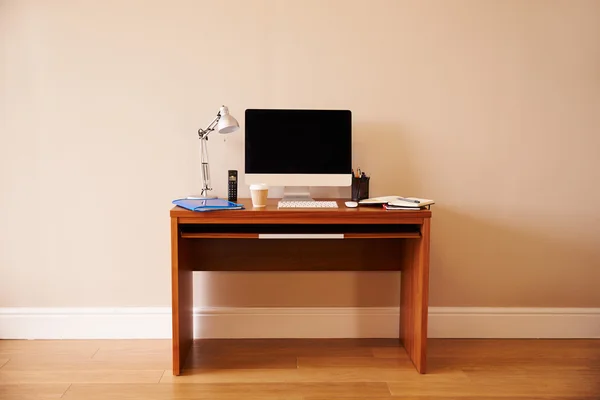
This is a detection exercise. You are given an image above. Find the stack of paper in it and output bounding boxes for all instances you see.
[359,196,434,209]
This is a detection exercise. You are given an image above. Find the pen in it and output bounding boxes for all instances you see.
[397,197,420,203]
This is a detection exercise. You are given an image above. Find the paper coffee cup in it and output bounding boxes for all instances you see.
[249,183,269,208]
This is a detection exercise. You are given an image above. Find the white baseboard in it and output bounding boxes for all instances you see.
[0,307,171,340]
[0,307,598,340]
[429,307,600,339]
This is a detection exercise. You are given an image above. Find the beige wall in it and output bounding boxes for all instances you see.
[1,0,599,309]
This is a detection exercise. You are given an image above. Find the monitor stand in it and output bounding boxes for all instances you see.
[281,186,314,202]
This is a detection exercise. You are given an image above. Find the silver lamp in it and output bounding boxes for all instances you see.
[197,105,240,197]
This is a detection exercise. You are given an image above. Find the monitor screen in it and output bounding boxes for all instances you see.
[244,109,352,174]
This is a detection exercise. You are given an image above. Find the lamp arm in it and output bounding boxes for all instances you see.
[198,114,220,139]
[197,112,223,196]
[200,136,211,196]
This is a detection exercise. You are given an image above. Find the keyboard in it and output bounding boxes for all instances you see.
[278,201,338,209]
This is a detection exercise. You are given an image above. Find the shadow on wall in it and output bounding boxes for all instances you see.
[430,205,600,307]
[351,121,423,337]
[350,121,422,196]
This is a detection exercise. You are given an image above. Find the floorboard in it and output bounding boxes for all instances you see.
[0,338,598,399]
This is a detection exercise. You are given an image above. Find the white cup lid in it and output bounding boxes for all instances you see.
[249,183,268,190]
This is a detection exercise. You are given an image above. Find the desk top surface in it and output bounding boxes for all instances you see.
[171,198,431,224]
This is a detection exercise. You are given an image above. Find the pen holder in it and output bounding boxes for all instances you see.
[351,176,370,202]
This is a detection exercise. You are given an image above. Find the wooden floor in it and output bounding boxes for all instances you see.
[0,339,598,399]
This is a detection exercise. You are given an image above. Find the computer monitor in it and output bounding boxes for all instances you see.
[244,109,352,201]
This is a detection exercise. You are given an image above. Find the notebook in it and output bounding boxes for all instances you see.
[359,196,435,208]
[383,204,422,210]
[172,198,244,212]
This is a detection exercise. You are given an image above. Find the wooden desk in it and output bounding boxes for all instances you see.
[170,198,432,374]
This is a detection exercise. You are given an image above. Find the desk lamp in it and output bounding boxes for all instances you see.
[197,105,240,197]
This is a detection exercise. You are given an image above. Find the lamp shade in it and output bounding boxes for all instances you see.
[217,106,240,134]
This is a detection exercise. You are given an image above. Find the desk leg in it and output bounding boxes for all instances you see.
[400,218,430,374]
[171,217,193,375]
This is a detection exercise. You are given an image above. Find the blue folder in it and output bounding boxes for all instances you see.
[172,198,244,212]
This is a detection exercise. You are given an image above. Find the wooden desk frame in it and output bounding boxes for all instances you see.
[170,199,431,374]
